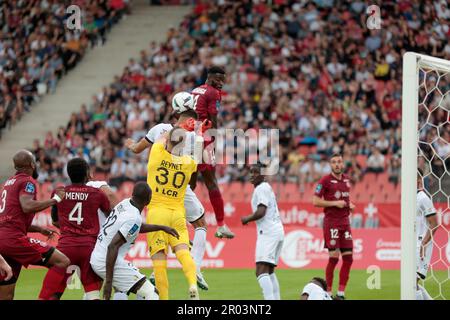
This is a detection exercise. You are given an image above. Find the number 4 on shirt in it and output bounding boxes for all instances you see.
[68,202,84,225]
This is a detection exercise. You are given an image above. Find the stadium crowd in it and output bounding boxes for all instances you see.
[0,0,129,138]
[31,0,450,189]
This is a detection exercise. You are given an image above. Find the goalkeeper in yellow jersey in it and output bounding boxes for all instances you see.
[146,126,199,300]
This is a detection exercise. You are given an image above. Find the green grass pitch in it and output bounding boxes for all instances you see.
[13,268,449,300]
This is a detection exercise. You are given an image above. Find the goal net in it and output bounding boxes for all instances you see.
[402,52,450,300]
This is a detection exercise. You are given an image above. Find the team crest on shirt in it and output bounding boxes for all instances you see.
[25,182,35,194]
[334,191,342,199]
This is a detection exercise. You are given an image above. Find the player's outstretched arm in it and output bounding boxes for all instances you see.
[241,204,267,225]
[99,185,120,208]
[104,232,127,300]
[20,188,65,214]
[312,196,346,209]
[28,225,58,240]
[125,138,151,154]
[139,223,179,239]
[51,205,60,228]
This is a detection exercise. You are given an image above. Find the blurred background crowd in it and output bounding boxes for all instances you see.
[23,0,450,191]
[0,0,129,138]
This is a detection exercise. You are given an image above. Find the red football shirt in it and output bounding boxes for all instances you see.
[192,84,221,122]
[0,173,38,239]
[56,185,110,247]
[314,174,351,226]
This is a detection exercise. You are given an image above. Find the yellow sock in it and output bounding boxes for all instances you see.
[175,249,197,287]
[153,260,169,300]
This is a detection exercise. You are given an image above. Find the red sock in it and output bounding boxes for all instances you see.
[39,267,68,300]
[209,189,225,226]
[339,255,353,292]
[325,257,339,292]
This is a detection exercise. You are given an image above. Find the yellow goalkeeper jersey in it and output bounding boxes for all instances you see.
[147,142,197,210]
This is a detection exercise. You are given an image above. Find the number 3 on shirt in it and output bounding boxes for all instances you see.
[69,202,84,225]
[0,190,6,213]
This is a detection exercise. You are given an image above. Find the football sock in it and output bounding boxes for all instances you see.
[270,273,281,300]
[257,273,274,300]
[325,257,339,292]
[153,260,169,300]
[208,189,225,226]
[113,292,128,300]
[418,284,432,300]
[191,227,207,273]
[136,280,159,300]
[338,254,353,293]
[84,290,100,300]
[176,249,197,287]
[38,267,67,300]
[416,289,424,300]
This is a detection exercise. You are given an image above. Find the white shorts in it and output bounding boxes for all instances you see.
[255,232,284,266]
[91,258,147,293]
[417,240,433,279]
[184,186,204,223]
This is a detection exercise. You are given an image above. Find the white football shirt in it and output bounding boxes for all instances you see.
[86,180,110,226]
[91,198,142,262]
[145,123,197,158]
[302,282,332,300]
[416,190,437,240]
[251,182,284,235]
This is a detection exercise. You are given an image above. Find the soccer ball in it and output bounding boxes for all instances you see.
[172,91,195,113]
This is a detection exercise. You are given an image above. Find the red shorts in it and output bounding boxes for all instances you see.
[0,236,54,284]
[323,224,353,250]
[39,244,101,298]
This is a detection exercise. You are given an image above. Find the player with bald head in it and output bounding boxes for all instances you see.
[0,150,70,300]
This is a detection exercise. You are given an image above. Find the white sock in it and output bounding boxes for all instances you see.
[191,227,207,273]
[416,289,424,300]
[270,273,281,300]
[113,292,128,300]
[418,284,432,300]
[257,273,274,300]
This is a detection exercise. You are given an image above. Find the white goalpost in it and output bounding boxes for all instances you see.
[401,52,450,300]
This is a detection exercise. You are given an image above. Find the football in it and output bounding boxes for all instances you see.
[172,91,195,113]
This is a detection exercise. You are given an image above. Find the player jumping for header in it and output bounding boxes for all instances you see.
[191,66,235,239]
[125,107,209,290]
[313,154,355,300]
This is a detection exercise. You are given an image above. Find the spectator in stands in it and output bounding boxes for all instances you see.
[388,155,401,187]
[366,147,385,174]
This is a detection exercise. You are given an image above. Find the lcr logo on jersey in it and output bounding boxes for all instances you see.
[334,191,341,199]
